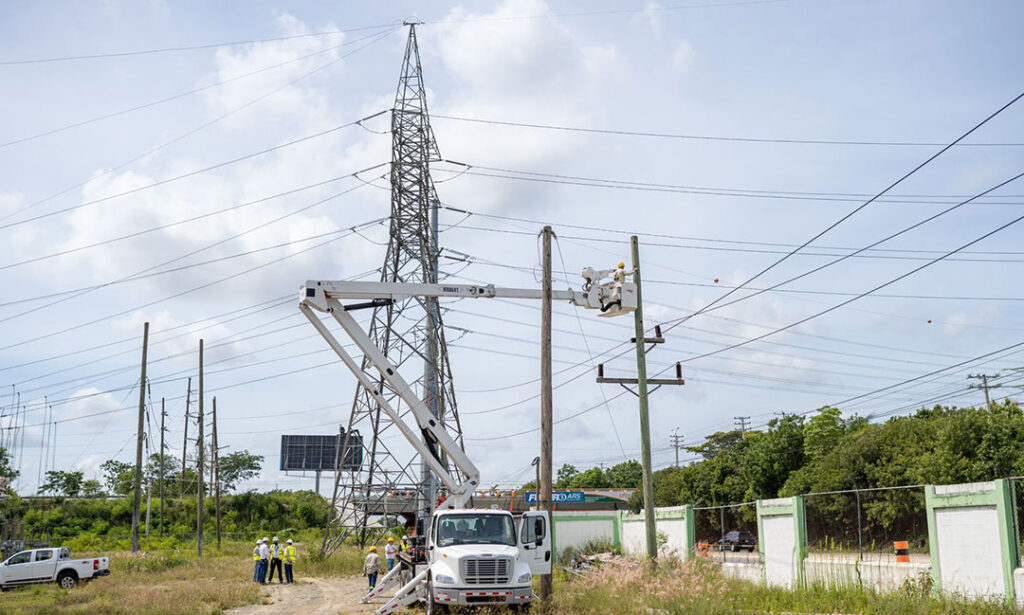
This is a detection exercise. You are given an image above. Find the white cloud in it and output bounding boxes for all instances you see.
[669,40,695,73]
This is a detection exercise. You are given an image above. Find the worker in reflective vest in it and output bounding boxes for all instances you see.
[399,535,410,553]
[284,539,297,584]
[268,536,284,583]
[252,540,261,583]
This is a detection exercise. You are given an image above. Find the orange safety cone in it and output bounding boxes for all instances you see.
[894,540,910,563]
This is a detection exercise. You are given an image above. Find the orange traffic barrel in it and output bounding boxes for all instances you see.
[894,541,910,563]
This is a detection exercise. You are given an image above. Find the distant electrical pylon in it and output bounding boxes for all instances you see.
[734,416,751,434]
[967,373,1002,409]
[320,23,464,557]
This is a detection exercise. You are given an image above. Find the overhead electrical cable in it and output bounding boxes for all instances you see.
[0,28,397,223]
[0,24,395,65]
[0,111,388,232]
[0,31,394,150]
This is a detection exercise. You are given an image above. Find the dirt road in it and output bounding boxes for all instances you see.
[227,576,381,615]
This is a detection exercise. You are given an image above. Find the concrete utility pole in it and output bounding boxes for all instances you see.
[159,397,165,537]
[212,396,221,550]
[181,377,191,498]
[539,225,554,601]
[630,237,658,562]
[131,322,149,553]
[196,339,205,557]
[670,429,684,467]
[595,239,684,561]
[968,373,1001,409]
[734,416,751,434]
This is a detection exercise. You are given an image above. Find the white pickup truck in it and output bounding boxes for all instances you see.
[0,547,110,590]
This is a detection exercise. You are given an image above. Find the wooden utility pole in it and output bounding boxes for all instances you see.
[968,373,1001,409]
[212,396,222,550]
[538,225,553,601]
[670,429,684,467]
[181,377,191,498]
[159,397,165,537]
[196,339,205,557]
[631,236,658,562]
[131,322,149,553]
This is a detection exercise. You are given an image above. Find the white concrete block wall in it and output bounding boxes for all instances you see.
[658,516,689,561]
[762,514,796,587]
[620,517,645,558]
[804,555,929,592]
[934,506,1004,598]
[552,511,617,557]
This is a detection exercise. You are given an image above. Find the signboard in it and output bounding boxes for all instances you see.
[524,491,585,504]
[279,432,363,472]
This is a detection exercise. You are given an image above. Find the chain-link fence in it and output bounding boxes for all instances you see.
[804,485,928,566]
[1008,477,1024,566]
[693,502,760,564]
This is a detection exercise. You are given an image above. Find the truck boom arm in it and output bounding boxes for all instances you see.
[299,274,635,511]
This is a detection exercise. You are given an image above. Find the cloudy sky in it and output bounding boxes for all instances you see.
[1,0,1023,496]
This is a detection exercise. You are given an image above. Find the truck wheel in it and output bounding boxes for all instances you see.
[57,571,77,590]
[424,579,448,615]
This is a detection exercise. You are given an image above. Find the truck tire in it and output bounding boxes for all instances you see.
[57,571,77,590]
[424,578,448,615]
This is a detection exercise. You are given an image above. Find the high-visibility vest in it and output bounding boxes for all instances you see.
[253,547,260,561]
[271,544,282,558]
[399,542,409,551]
[284,545,296,564]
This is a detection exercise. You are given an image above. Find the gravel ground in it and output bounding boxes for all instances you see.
[227,576,382,615]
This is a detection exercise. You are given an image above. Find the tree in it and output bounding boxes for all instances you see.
[0,446,18,491]
[144,453,177,487]
[40,470,84,497]
[82,479,105,498]
[554,464,578,489]
[568,467,609,489]
[605,460,643,488]
[686,430,745,460]
[804,406,844,462]
[217,450,263,492]
[100,459,133,496]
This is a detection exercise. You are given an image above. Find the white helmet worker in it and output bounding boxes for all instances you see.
[263,537,269,543]
[273,536,279,542]
[255,540,261,545]
[286,539,293,544]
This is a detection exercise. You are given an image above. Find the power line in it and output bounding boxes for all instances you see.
[664,89,1024,328]
[0,112,388,232]
[433,114,1024,148]
[0,31,394,151]
[0,24,395,65]
[0,29,397,224]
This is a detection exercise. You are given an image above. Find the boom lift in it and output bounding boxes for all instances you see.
[299,267,636,613]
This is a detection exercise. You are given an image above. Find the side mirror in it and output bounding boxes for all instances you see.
[535,537,543,547]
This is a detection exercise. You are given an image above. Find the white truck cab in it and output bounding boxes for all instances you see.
[425,509,550,611]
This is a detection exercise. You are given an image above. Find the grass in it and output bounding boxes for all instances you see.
[0,536,364,615]
[550,558,1014,614]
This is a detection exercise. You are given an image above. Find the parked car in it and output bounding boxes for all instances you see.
[0,547,110,590]
[717,531,757,552]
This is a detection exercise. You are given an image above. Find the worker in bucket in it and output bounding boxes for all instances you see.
[363,546,381,591]
[384,536,398,571]
[399,535,410,552]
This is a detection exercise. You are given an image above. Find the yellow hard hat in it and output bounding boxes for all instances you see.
[388,537,394,542]
[369,546,377,552]
[617,262,625,268]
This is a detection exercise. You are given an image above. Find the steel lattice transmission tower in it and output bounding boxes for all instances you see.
[320,23,464,556]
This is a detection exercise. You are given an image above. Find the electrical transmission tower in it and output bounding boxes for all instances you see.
[968,373,1002,409]
[320,23,464,556]
[734,416,751,434]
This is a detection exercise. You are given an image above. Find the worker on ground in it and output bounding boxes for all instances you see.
[268,536,284,584]
[252,540,261,583]
[363,546,381,591]
[284,539,297,584]
[399,535,410,552]
[258,537,270,584]
[385,536,398,571]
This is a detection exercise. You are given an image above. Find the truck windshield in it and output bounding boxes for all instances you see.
[435,514,516,547]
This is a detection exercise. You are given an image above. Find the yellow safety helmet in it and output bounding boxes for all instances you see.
[369,546,377,552]
[388,537,394,542]
[617,262,625,268]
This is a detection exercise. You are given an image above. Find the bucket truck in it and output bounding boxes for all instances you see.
[298,267,636,614]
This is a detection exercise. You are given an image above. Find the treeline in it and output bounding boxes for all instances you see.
[0,489,330,547]
[533,402,1024,539]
